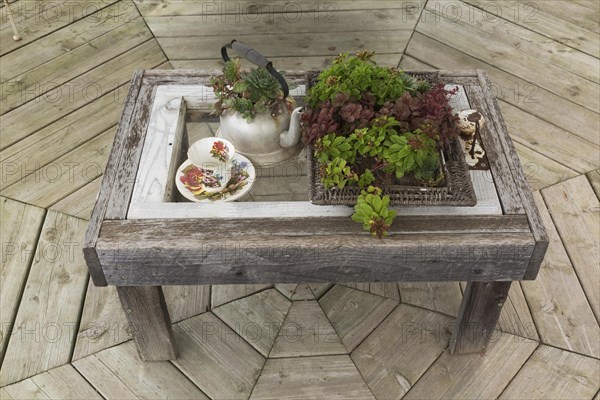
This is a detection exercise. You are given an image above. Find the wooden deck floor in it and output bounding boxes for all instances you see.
[1,0,599,398]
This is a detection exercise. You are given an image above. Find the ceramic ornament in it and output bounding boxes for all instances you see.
[188,137,235,166]
[177,137,256,202]
[218,106,303,166]
[176,156,255,202]
[457,109,485,137]
[463,138,486,168]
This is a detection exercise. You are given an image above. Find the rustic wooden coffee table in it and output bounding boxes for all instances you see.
[83,69,547,361]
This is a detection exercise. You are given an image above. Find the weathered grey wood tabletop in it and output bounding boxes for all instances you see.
[83,69,548,360]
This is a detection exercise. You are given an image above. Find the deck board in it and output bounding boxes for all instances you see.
[0,16,153,114]
[341,283,400,301]
[0,387,16,400]
[521,192,600,358]
[171,53,403,70]
[351,305,452,399]
[456,280,540,341]
[290,283,315,300]
[309,283,334,299]
[511,141,578,192]
[0,2,132,83]
[1,126,115,208]
[134,0,412,16]
[213,289,291,357]
[535,0,600,34]
[73,341,209,399]
[270,301,347,357]
[171,313,265,400]
[73,281,212,361]
[398,282,463,316]
[274,284,297,299]
[497,283,539,341]
[498,97,599,171]
[319,285,397,352]
[3,40,165,150]
[572,0,600,12]
[499,345,600,399]
[72,282,129,361]
[1,87,124,157]
[543,176,600,322]
[462,0,599,57]
[403,333,538,400]
[588,169,600,199]
[164,285,211,322]
[159,31,412,61]
[211,284,272,308]
[161,30,412,59]
[145,9,419,37]
[0,0,120,56]
[420,1,600,112]
[251,355,375,400]
[50,178,102,220]
[2,364,101,400]
[0,198,45,361]
[0,211,89,386]
[141,4,419,69]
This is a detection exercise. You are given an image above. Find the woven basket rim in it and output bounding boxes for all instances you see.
[307,138,477,206]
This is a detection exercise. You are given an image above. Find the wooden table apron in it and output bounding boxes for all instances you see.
[83,69,548,360]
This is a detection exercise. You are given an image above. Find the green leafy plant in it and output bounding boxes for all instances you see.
[356,169,376,188]
[314,117,441,190]
[212,58,296,121]
[351,186,397,238]
[316,133,355,164]
[349,116,399,157]
[320,157,353,189]
[382,130,440,181]
[306,52,429,109]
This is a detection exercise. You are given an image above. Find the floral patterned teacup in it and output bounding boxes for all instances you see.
[187,138,235,193]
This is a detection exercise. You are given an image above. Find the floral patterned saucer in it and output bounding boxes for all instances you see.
[175,154,255,202]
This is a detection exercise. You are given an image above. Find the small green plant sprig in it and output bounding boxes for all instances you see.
[212,58,296,121]
[306,52,429,108]
[318,157,376,190]
[314,116,441,190]
[351,186,397,238]
[382,130,440,182]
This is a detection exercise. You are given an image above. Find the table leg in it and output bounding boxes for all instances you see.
[449,281,511,354]
[116,286,178,360]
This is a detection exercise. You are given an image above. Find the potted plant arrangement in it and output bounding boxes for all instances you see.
[301,51,476,238]
[212,41,304,166]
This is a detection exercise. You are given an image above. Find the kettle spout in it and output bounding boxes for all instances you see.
[279,107,303,148]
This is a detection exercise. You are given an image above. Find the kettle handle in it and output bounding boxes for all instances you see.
[221,39,289,98]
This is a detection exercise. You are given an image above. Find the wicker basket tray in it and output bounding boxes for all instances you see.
[308,138,476,206]
[305,71,477,207]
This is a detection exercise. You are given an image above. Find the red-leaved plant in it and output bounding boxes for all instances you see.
[302,84,459,147]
